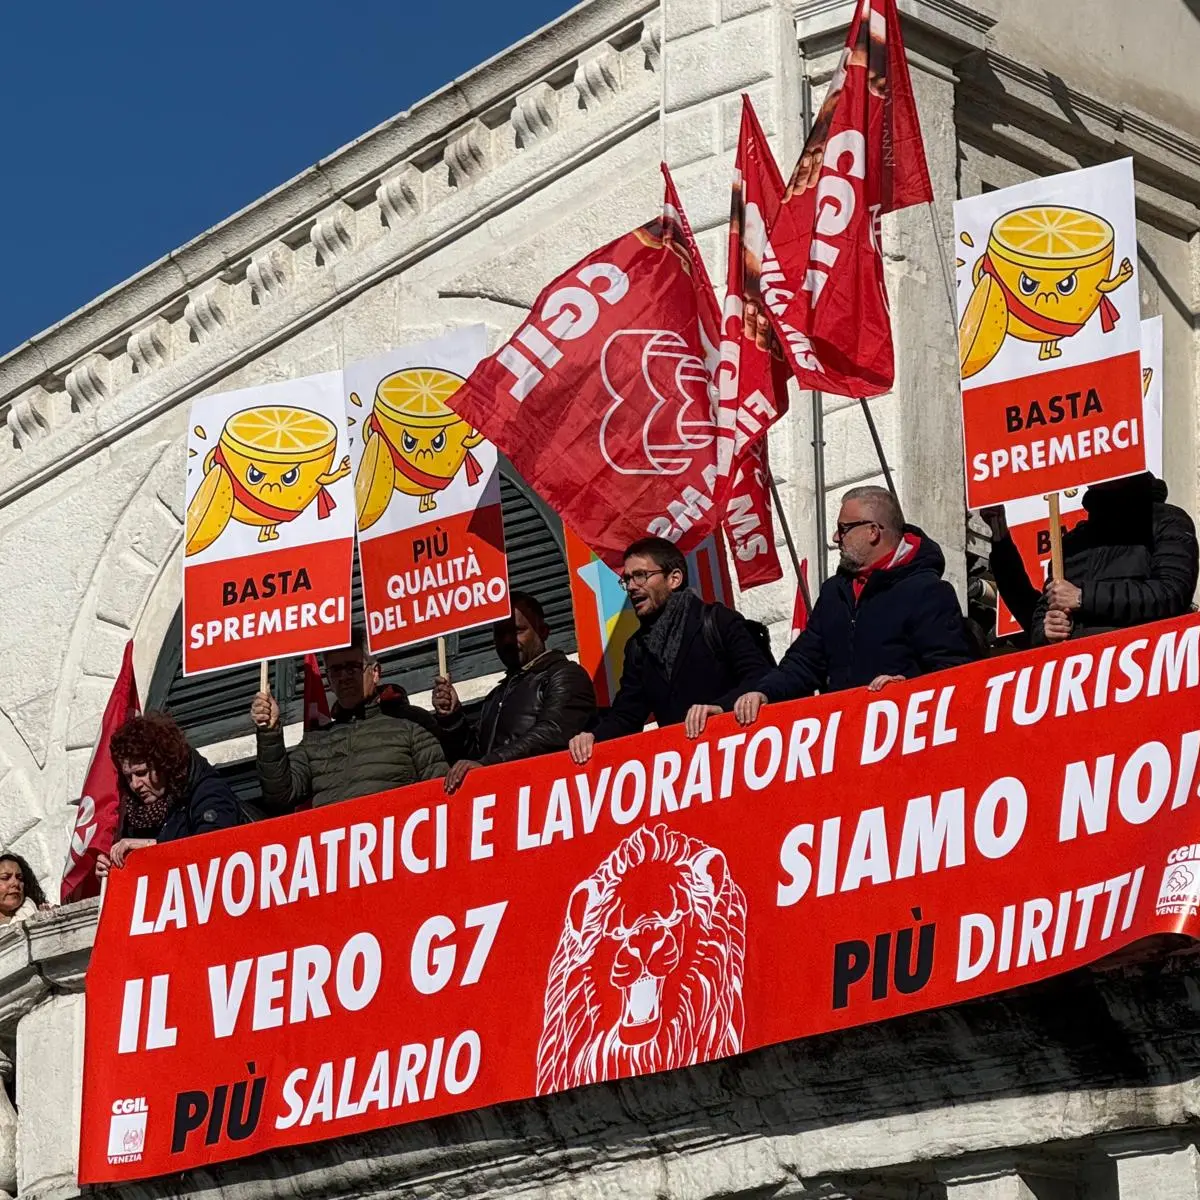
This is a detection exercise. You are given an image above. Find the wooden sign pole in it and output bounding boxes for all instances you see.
[437,637,448,680]
[259,660,269,694]
[1047,492,1066,581]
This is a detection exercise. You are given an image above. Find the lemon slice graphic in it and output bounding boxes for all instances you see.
[223,406,337,464]
[989,207,1114,272]
[375,368,466,428]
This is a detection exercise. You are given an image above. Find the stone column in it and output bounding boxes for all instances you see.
[16,993,84,1200]
[1111,1140,1200,1199]
[660,0,816,640]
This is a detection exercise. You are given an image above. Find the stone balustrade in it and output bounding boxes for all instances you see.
[2,903,1199,1199]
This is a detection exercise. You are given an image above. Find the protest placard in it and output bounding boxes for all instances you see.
[182,373,355,675]
[81,615,1200,1182]
[956,159,1145,509]
[994,316,1164,637]
[346,327,509,655]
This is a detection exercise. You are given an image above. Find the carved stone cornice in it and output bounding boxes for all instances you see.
[376,164,423,228]
[0,0,657,441]
[309,200,355,264]
[183,281,231,343]
[513,82,558,148]
[0,40,658,508]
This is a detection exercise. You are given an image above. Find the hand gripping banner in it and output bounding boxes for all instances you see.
[82,615,1200,1181]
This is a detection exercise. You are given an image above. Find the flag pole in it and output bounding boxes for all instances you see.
[811,390,830,584]
[800,75,830,587]
[859,397,898,498]
[768,474,813,613]
[925,200,960,321]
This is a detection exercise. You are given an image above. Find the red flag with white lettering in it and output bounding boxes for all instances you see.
[764,0,932,398]
[719,97,788,589]
[61,641,140,903]
[447,167,738,569]
[724,440,783,589]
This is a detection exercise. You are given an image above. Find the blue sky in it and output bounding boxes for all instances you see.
[0,0,571,355]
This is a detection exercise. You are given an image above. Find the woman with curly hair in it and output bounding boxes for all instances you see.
[0,853,50,925]
[95,712,241,878]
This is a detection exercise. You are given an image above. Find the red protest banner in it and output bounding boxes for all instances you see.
[81,615,1200,1182]
[346,327,509,654]
[955,160,1145,508]
[182,374,355,674]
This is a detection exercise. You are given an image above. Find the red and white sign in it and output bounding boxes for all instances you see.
[346,327,509,654]
[82,616,1200,1182]
[956,160,1145,508]
[182,374,355,674]
[994,316,1164,637]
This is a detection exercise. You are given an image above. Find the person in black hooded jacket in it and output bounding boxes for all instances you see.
[95,712,242,878]
[699,487,975,735]
[1035,472,1198,645]
[433,592,596,793]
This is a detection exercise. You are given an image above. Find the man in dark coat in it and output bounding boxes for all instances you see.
[251,628,447,811]
[569,537,774,763]
[432,592,596,793]
[1035,473,1198,645]
[718,487,974,733]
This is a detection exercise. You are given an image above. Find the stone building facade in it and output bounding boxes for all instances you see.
[0,1,1198,1196]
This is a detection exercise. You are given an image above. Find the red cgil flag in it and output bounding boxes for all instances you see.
[448,166,756,569]
[723,440,783,588]
[791,558,813,640]
[302,653,332,731]
[763,0,932,398]
[718,96,792,589]
[61,641,140,903]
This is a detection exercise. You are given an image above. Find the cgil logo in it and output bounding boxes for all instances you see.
[106,1097,148,1165]
[1155,844,1200,917]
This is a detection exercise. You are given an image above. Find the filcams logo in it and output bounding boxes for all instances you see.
[107,1097,148,1165]
[1155,845,1200,918]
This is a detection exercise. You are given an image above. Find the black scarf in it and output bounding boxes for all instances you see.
[642,589,698,678]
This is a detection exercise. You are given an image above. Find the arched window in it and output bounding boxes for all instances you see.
[148,466,577,780]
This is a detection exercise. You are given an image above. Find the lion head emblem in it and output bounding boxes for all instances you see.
[535,823,747,1094]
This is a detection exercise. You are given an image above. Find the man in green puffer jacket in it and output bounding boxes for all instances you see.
[251,628,448,811]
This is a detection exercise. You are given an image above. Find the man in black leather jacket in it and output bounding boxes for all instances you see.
[432,592,596,793]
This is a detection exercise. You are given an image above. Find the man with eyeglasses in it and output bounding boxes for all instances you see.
[568,537,773,764]
[251,627,448,811]
[691,486,974,737]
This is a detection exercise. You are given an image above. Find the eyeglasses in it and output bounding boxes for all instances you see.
[834,519,878,540]
[326,661,368,677]
[618,568,666,591]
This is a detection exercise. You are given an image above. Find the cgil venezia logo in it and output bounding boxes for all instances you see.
[1155,845,1200,917]
[106,1097,148,1165]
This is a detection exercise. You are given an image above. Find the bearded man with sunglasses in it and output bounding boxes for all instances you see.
[695,487,974,737]
[568,537,773,764]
